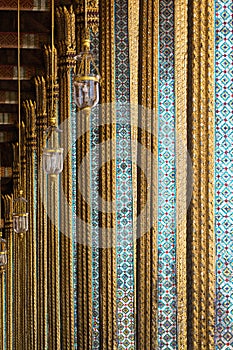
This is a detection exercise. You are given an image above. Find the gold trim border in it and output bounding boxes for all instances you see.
[174,0,188,349]
[136,0,159,348]
[99,0,117,348]
[189,0,215,348]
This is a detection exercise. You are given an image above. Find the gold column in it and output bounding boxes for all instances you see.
[76,109,93,349]
[128,0,139,108]
[3,194,13,350]
[188,0,215,349]
[74,2,100,348]
[20,122,27,350]
[74,9,93,345]
[44,45,61,350]
[47,175,60,350]
[35,76,48,349]
[136,0,159,348]
[174,1,188,349]
[24,100,37,349]
[99,0,117,348]
[74,8,84,348]
[0,208,6,350]
[12,144,21,350]
[0,268,5,350]
[56,6,76,349]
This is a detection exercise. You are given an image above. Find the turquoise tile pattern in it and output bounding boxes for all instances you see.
[158,0,177,349]
[70,68,78,349]
[215,1,233,349]
[90,116,100,349]
[90,28,101,350]
[115,1,135,348]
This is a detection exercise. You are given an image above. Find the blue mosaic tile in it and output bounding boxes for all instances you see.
[158,0,177,349]
[215,1,233,349]
[115,1,135,348]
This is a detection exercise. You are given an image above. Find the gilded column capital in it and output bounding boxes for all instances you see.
[3,194,13,225]
[23,100,37,151]
[56,6,76,70]
[75,0,99,34]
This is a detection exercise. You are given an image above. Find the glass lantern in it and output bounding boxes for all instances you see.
[74,74,100,110]
[13,190,29,236]
[74,31,100,110]
[0,231,7,272]
[42,126,63,175]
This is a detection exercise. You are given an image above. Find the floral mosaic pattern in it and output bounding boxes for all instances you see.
[90,29,101,349]
[158,0,177,349]
[70,69,78,348]
[115,1,135,348]
[215,1,233,349]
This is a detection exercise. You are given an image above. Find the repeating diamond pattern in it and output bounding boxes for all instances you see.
[215,0,233,349]
[115,1,135,348]
[71,69,78,349]
[90,30,101,350]
[158,1,177,349]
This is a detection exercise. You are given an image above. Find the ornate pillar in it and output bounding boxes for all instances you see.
[175,1,188,348]
[187,0,215,348]
[24,100,37,349]
[12,144,21,350]
[136,1,188,349]
[35,76,48,349]
[74,1,102,348]
[0,226,6,350]
[3,194,13,350]
[56,5,76,349]
[98,1,117,349]
[44,45,61,350]
[136,0,159,348]
[0,257,5,350]
[19,122,27,350]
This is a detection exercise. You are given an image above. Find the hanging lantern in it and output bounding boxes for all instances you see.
[0,231,7,272]
[13,190,29,236]
[74,30,100,110]
[42,1,63,176]
[42,125,63,175]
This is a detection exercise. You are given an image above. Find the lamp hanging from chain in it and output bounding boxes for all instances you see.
[42,0,63,175]
[13,0,29,236]
[0,152,7,271]
[74,0,100,110]
[13,190,29,237]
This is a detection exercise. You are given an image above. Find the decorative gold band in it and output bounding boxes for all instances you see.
[189,0,215,348]
[136,0,159,348]
[175,1,188,349]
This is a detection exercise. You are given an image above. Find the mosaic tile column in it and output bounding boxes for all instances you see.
[74,0,188,348]
[90,29,101,350]
[114,1,135,349]
[157,1,177,348]
[215,0,233,348]
[157,0,188,348]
